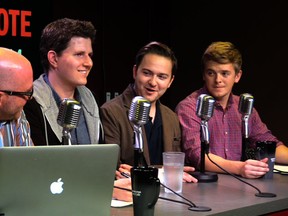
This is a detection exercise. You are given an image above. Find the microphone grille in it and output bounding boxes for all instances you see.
[128,96,151,126]
[57,98,82,129]
[238,93,254,115]
[196,94,215,121]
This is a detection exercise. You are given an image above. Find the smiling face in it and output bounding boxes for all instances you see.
[133,53,174,104]
[47,37,93,96]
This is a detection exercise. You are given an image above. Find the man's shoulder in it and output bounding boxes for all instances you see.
[158,103,178,119]
[159,103,174,113]
[100,95,125,113]
[176,90,198,106]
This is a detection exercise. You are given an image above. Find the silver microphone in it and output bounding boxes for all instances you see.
[128,96,151,127]
[196,94,215,121]
[238,93,254,116]
[193,94,219,183]
[238,93,254,138]
[57,98,82,145]
[128,96,151,167]
[196,94,215,144]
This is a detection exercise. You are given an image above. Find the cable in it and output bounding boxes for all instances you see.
[118,172,211,212]
[159,182,196,207]
[206,153,276,198]
[159,182,211,212]
[113,185,209,211]
[114,185,132,192]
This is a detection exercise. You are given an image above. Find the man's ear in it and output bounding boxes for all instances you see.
[235,69,242,83]
[167,75,175,88]
[47,50,58,68]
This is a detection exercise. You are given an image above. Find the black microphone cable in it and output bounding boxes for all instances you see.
[117,172,211,212]
[159,182,211,212]
[113,184,211,212]
[206,153,276,198]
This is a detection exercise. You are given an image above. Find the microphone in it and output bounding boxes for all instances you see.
[190,94,218,183]
[129,96,151,130]
[128,96,151,167]
[196,94,215,146]
[238,93,254,138]
[196,94,215,121]
[57,98,82,145]
[238,93,255,161]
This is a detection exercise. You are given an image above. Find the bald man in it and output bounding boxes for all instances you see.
[0,47,34,146]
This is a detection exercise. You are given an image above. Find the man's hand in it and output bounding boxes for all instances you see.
[113,178,132,202]
[240,158,269,178]
[183,166,198,183]
[116,164,132,179]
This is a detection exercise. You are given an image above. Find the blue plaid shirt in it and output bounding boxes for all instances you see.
[0,111,33,147]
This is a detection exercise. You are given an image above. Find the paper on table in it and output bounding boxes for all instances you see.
[111,199,133,208]
[274,164,288,173]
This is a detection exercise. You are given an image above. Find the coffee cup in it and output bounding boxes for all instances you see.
[130,166,160,216]
[255,141,276,179]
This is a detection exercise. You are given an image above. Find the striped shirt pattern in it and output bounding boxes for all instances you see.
[0,111,33,147]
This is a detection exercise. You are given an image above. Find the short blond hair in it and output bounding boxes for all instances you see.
[202,41,242,74]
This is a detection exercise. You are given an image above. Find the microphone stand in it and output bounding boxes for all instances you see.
[191,120,218,182]
[62,128,72,145]
[241,114,255,161]
[133,125,148,168]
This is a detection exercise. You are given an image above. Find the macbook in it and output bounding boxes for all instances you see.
[0,144,119,216]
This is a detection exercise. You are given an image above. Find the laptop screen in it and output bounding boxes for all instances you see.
[0,144,119,216]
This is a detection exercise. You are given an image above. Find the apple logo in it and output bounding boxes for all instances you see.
[50,178,64,194]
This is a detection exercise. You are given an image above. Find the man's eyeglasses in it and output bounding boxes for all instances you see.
[0,89,34,100]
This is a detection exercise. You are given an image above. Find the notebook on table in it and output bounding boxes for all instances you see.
[0,144,119,216]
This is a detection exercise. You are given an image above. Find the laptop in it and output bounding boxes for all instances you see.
[0,144,119,216]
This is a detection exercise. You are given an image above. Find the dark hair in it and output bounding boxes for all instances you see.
[135,41,178,76]
[202,41,242,74]
[39,18,96,72]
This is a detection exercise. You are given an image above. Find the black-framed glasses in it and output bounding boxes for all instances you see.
[0,89,33,100]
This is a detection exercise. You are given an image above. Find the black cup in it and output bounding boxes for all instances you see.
[255,141,276,179]
[130,166,160,216]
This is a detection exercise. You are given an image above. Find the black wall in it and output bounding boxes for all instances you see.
[2,0,287,144]
[1,0,52,74]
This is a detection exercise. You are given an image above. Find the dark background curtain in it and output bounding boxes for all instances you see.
[2,0,287,144]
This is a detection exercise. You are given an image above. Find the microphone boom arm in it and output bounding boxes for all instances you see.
[62,128,72,145]
[242,115,249,139]
[133,125,147,167]
[133,125,143,151]
[200,120,210,152]
[200,120,209,172]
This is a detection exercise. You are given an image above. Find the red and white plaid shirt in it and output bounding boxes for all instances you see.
[175,87,280,168]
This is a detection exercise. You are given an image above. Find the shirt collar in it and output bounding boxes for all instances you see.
[43,73,81,106]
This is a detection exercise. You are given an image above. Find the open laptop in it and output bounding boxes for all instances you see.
[0,144,119,216]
